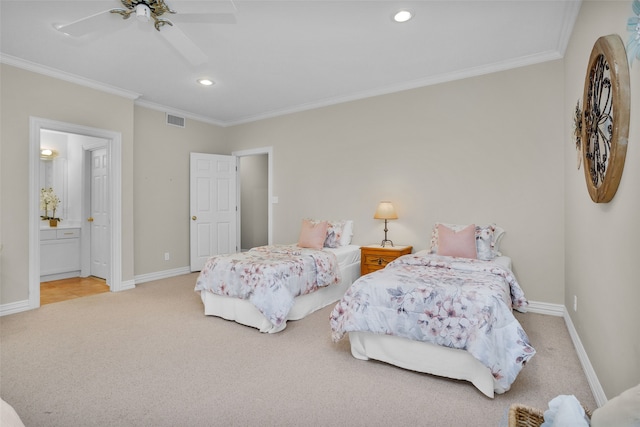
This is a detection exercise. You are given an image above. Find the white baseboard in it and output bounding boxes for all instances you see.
[563,308,607,407]
[134,266,191,285]
[111,278,136,292]
[527,300,564,316]
[0,299,31,317]
[522,301,605,407]
[40,271,82,282]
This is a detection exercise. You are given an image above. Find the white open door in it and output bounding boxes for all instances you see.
[90,148,109,279]
[190,153,237,272]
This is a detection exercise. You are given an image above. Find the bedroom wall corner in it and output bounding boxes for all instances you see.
[563,0,640,400]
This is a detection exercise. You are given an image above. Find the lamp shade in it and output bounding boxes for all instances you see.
[373,201,398,220]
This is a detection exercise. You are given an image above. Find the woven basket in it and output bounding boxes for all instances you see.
[508,404,544,427]
[508,403,592,427]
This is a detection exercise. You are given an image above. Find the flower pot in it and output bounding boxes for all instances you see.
[49,219,58,227]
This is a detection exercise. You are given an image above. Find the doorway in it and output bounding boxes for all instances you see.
[188,147,273,272]
[29,117,123,310]
[239,154,269,251]
[233,147,273,250]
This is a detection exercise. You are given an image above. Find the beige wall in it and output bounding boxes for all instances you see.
[2,59,567,306]
[564,1,640,399]
[132,106,227,276]
[226,60,566,304]
[0,64,135,303]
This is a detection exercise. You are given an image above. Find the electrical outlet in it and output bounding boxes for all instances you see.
[164,252,170,261]
[573,295,578,312]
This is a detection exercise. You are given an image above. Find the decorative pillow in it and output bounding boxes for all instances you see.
[430,223,504,260]
[306,219,354,248]
[491,225,506,255]
[324,220,347,248]
[475,225,496,260]
[436,223,477,259]
[298,219,328,250]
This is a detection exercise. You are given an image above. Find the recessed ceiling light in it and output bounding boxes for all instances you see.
[393,10,413,23]
[197,78,214,86]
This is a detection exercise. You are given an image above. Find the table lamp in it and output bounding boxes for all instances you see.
[374,201,398,247]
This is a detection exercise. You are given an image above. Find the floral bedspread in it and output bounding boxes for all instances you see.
[330,252,535,392]
[195,245,340,327]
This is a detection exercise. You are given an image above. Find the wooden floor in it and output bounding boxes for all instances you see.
[40,276,110,305]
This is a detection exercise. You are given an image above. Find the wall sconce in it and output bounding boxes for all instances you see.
[374,201,398,247]
[40,148,58,160]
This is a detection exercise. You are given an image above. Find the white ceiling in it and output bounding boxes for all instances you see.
[0,0,581,126]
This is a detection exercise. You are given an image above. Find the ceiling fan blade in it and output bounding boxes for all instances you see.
[54,10,115,37]
[160,24,208,67]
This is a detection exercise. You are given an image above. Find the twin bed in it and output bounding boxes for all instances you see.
[195,221,535,397]
[195,219,359,333]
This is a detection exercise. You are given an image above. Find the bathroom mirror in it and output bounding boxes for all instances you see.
[39,129,83,223]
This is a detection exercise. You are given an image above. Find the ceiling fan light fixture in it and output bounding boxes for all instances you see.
[136,4,151,22]
[197,78,214,86]
[393,10,413,23]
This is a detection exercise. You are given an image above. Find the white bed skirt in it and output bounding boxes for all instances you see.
[200,261,360,333]
[348,331,504,398]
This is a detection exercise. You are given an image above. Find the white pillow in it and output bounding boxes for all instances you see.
[340,220,354,246]
[591,383,640,427]
[0,398,25,427]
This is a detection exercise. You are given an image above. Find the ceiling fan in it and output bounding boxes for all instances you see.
[54,0,236,66]
[111,0,182,32]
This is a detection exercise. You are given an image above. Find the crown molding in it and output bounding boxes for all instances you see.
[556,0,582,55]
[227,49,564,126]
[0,53,141,100]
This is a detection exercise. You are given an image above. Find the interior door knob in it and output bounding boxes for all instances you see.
[192,216,197,220]
[87,217,94,222]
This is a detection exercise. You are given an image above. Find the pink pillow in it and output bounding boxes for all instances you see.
[437,223,477,259]
[297,219,328,250]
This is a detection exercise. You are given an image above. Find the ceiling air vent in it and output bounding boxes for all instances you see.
[166,113,186,128]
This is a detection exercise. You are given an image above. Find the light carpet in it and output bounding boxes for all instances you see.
[0,273,597,426]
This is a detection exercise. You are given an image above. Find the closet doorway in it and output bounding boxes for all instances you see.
[234,147,273,252]
[239,154,269,251]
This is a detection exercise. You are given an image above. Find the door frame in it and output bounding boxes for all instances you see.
[29,117,123,309]
[232,147,273,247]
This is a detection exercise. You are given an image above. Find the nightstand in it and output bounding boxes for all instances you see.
[360,245,412,275]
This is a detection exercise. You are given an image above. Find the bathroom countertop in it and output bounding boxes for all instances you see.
[40,221,82,230]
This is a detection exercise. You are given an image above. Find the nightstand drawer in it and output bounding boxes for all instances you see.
[362,253,397,268]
